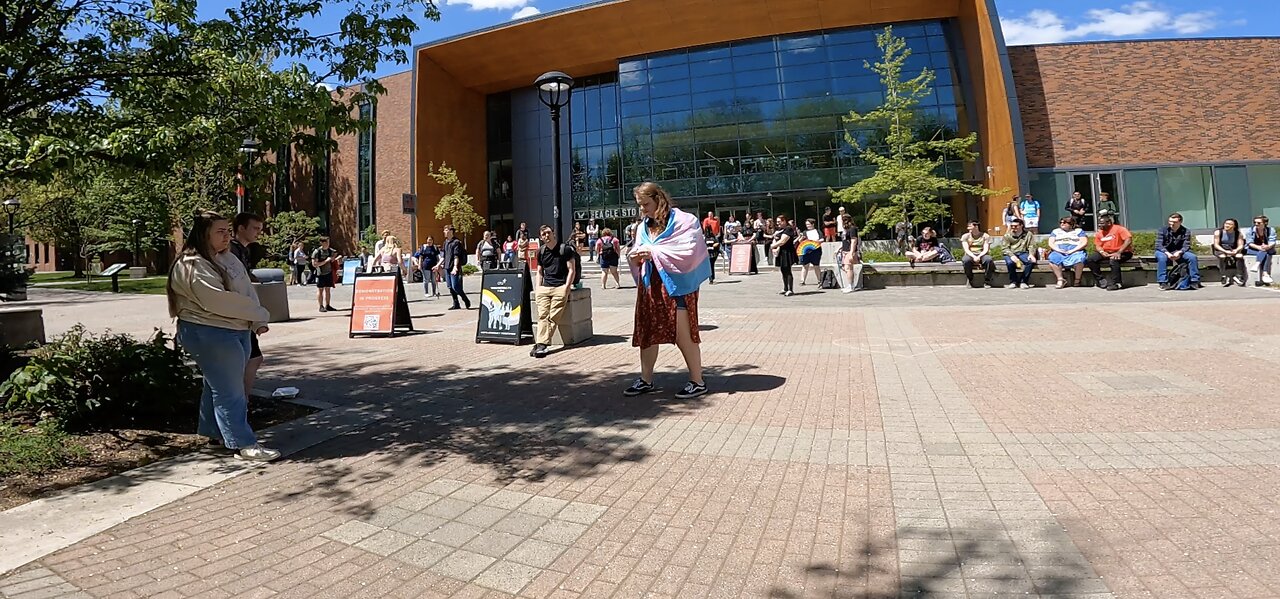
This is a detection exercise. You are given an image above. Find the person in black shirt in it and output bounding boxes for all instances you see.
[440,225,471,310]
[770,214,797,296]
[231,213,265,398]
[1155,212,1201,290]
[704,228,721,284]
[531,225,578,358]
[839,214,862,293]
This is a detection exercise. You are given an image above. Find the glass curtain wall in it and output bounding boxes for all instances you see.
[487,93,515,238]
[564,20,970,237]
[357,102,375,232]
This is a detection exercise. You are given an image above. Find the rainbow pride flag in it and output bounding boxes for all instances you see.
[796,239,822,258]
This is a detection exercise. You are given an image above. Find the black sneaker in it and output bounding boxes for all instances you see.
[1106,282,1122,291]
[532,344,548,358]
[623,378,656,397]
[1159,282,1171,291]
[1095,278,1109,289]
[674,381,708,399]
[325,305,337,312]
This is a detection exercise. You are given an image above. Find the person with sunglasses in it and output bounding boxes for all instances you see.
[1047,216,1087,288]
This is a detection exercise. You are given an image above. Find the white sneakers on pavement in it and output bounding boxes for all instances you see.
[236,445,282,462]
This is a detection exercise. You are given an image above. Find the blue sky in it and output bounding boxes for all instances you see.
[200,0,1275,78]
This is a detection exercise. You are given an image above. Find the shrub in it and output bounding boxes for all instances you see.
[0,418,84,477]
[1,326,199,432]
[462,264,480,276]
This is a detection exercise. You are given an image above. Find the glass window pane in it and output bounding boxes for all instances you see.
[827,42,878,62]
[691,74,735,94]
[649,64,690,83]
[649,78,691,99]
[779,34,823,50]
[618,70,646,87]
[734,83,781,104]
[731,38,774,56]
[689,46,730,62]
[1159,166,1214,229]
[690,58,732,77]
[780,48,827,67]
[647,52,687,69]
[621,99,649,118]
[824,28,875,46]
[649,94,691,114]
[1026,172,1069,234]
[782,62,830,82]
[784,79,831,100]
[733,52,776,71]
[619,59,644,73]
[833,75,881,95]
[1213,166,1251,227]
[1247,164,1280,223]
[1124,169,1163,231]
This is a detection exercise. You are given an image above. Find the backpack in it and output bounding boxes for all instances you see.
[598,238,618,262]
[1167,260,1189,290]
[819,269,839,289]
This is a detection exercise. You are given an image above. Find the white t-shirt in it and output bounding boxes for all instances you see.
[805,229,821,242]
[836,214,847,234]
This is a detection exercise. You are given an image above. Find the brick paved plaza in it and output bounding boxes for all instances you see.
[4,274,1280,598]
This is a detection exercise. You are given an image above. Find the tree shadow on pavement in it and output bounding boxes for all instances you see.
[259,352,784,519]
[767,524,1105,598]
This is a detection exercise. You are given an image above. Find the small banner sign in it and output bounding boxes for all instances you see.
[349,272,414,337]
[729,241,758,275]
[475,264,534,345]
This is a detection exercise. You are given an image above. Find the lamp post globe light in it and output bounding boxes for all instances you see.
[2,196,19,235]
[534,71,574,240]
[238,137,261,214]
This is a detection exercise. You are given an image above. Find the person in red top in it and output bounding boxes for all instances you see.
[1086,211,1133,290]
[701,212,721,237]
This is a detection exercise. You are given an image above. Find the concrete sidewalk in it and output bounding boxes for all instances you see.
[4,275,1280,597]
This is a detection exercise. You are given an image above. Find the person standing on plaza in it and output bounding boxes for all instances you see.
[1213,218,1246,286]
[1087,212,1133,290]
[771,214,798,296]
[167,211,279,462]
[229,213,265,399]
[821,207,837,242]
[835,206,849,240]
[502,235,518,268]
[290,241,308,285]
[625,182,711,399]
[374,229,390,259]
[624,217,641,250]
[475,230,499,271]
[960,220,995,288]
[798,218,823,286]
[1002,218,1037,289]
[701,211,721,238]
[1003,197,1021,229]
[704,227,721,284]
[440,225,472,310]
[1155,212,1201,290]
[1096,192,1118,223]
[530,225,578,358]
[596,228,622,289]
[414,238,441,298]
[723,213,741,264]
[1019,193,1042,234]
[586,219,600,260]
[311,237,340,311]
[1246,215,1276,285]
[572,221,587,253]
[376,236,406,276]
[1047,216,1087,288]
[839,213,862,293]
[516,222,531,262]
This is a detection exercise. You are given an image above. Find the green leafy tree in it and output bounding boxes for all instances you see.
[831,27,1004,237]
[428,162,484,238]
[359,225,380,254]
[261,211,322,261]
[1,0,441,182]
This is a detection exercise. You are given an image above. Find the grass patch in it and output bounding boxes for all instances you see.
[46,277,169,295]
[0,419,85,477]
[28,271,82,284]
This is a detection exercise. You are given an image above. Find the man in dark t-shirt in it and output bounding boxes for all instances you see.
[231,213,265,400]
[531,225,578,358]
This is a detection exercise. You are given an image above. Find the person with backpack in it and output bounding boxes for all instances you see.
[1155,212,1201,291]
[475,230,500,271]
[439,225,471,310]
[531,225,578,358]
[596,228,622,289]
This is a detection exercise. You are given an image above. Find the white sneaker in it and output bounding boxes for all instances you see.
[237,444,281,462]
[842,287,854,294]
[1021,283,1032,289]
[1004,283,1017,289]
[1233,276,1245,286]
[1263,273,1274,285]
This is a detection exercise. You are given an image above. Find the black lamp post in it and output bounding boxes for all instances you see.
[534,71,574,240]
[131,219,141,268]
[238,137,261,214]
[2,197,18,235]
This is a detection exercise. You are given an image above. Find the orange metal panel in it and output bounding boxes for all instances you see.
[413,57,488,245]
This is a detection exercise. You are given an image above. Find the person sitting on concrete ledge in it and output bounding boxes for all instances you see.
[1002,218,1037,289]
[1213,218,1246,286]
[1246,215,1276,286]
[1047,216,1087,288]
[1086,211,1133,290]
[906,226,943,265]
[960,220,994,288]
[1155,212,1201,290]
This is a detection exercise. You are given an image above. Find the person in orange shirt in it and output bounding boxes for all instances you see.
[1086,211,1133,290]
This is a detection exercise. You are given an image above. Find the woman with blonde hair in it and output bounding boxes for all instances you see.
[475,230,500,270]
[625,182,712,399]
[167,211,279,462]
[376,235,405,276]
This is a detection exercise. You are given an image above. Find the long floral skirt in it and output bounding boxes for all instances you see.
[633,272,700,348]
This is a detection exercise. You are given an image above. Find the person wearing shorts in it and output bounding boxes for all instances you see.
[311,237,340,311]
[1019,193,1042,234]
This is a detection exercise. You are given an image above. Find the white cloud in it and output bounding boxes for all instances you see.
[511,5,541,19]
[1000,2,1219,45]
[444,0,529,10]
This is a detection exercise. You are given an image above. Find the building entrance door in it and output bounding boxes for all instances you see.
[1069,172,1126,230]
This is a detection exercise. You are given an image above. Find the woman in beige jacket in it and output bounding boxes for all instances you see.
[167,211,279,462]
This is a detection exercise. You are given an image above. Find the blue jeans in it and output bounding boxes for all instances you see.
[1250,248,1274,274]
[176,321,257,449]
[1004,253,1035,285]
[1156,252,1200,284]
[422,269,437,296]
[446,272,470,308]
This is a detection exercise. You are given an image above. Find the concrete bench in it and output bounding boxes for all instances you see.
[532,287,594,346]
[861,255,1221,288]
[127,267,147,279]
[0,308,45,347]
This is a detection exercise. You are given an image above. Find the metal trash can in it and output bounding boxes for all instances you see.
[252,281,291,322]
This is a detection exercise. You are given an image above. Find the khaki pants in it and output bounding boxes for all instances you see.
[535,284,569,345]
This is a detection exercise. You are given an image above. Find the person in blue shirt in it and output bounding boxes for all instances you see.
[1246,215,1277,285]
[1018,193,1042,234]
[1155,212,1201,290]
[413,238,441,298]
